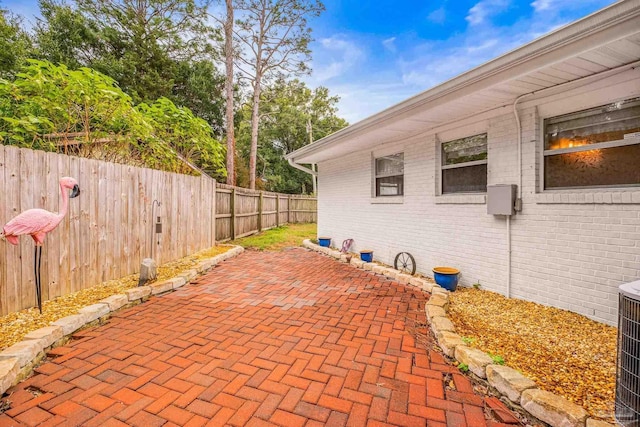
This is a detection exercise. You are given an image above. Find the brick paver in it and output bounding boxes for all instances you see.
[0,249,519,426]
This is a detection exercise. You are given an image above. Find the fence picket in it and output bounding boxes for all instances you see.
[0,146,316,315]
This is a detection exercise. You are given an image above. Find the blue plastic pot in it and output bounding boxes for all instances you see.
[360,250,373,263]
[318,237,331,247]
[433,267,460,291]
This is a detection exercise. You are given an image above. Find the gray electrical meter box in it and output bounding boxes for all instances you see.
[487,184,517,215]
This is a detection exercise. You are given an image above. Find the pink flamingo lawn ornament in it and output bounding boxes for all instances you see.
[1,177,80,313]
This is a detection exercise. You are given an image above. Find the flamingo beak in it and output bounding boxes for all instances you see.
[70,185,80,198]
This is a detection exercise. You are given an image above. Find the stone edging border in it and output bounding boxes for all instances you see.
[301,239,613,427]
[0,245,244,396]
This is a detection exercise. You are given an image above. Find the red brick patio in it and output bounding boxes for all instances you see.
[0,248,517,427]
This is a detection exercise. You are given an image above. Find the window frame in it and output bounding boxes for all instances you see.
[542,97,640,191]
[440,133,488,195]
[373,152,404,197]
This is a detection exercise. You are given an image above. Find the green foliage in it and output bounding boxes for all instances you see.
[0,60,224,175]
[461,336,476,345]
[236,78,347,193]
[0,9,33,79]
[458,363,469,373]
[489,353,505,365]
[137,97,226,179]
[34,0,225,131]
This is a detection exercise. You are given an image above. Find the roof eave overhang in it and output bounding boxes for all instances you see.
[287,0,640,165]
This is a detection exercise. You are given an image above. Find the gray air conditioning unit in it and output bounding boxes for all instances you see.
[616,280,640,427]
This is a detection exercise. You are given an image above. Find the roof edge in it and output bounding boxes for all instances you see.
[287,0,640,163]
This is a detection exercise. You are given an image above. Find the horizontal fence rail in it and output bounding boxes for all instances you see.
[0,145,217,315]
[215,183,317,241]
[0,145,316,316]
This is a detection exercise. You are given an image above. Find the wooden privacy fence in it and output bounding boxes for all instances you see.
[0,145,316,316]
[215,183,317,241]
[0,145,217,315]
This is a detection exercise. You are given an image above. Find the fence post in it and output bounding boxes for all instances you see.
[231,187,236,240]
[276,195,280,227]
[288,195,291,224]
[258,191,263,232]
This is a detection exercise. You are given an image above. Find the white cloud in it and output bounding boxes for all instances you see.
[530,0,553,12]
[305,0,616,123]
[312,36,365,83]
[427,7,447,24]
[466,0,510,25]
[382,37,397,53]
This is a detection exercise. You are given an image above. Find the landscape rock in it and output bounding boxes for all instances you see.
[125,286,152,301]
[339,254,349,263]
[51,314,89,335]
[436,331,466,357]
[210,254,225,265]
[179,269,197,283]
[362,262,375,271]
[350,258,364,268]
[430,316,456,333]
[170,277,187,289]
[79,303,110,322]
[0,358,19,395]
[196,259,213,273]
[432,286,448,296]
[395,273,412,285]
[409,277,426,288]
[150,280,174,295]
[23,326,64,349]
[138,258,158,285]
[455,346,494,378]
[521,389,588,427]
[586,419,615,427]
[486,365,537,403]
[425,305,447,322]
[426,294,449,309]
[99,294,129,311]
[372,265,386,275]
[0,340,45,367]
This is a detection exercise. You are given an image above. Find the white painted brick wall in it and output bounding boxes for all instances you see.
[317,91,640,325]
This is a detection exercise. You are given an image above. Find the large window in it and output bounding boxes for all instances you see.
[544,97,640,190]
[441,133,487,193]
[375,153,404,196]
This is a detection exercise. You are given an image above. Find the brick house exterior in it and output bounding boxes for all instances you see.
[287,1,640,325]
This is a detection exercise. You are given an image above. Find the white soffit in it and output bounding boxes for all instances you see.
[288,0,640,165]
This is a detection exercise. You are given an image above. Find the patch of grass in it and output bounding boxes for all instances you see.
[461,336,476,345]
[231,223,317,251]
[488,352,505,365]
[458,363,469,373]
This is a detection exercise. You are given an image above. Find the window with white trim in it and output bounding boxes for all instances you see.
[441,133,487,194]
[374,153,404,196]
[544,97,640,190]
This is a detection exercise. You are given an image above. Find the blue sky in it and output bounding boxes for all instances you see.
[305,0,617,122]
[3,0,618,123]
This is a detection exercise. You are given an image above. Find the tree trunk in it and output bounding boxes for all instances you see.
[224,0,235,185]
[249,78,262,190]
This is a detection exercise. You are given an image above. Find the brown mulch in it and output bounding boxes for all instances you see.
[448,287,616,422]
[0,245,231,351]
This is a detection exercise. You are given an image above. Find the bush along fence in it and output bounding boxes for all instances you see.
[0,145,316,316]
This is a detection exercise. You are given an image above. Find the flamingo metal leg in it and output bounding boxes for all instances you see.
[34,246,42,314]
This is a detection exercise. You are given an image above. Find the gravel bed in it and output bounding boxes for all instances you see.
[0,245,230,350]
[448,287,616,422]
